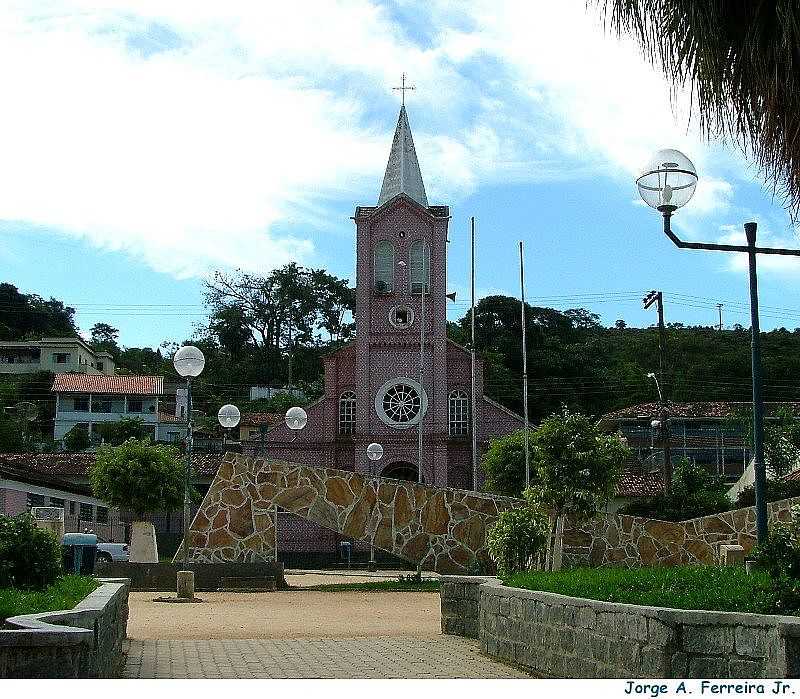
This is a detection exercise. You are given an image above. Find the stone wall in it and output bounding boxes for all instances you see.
[441,576,800,679]
[0,578,129,678]
[563,496,800,568]
[95,561,286,591]
[181,453,519,574]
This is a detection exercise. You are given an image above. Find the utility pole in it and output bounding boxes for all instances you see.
[717,303,724,331]
[643,290,672,489]
[519,241,530,491]
[470,217,478,491]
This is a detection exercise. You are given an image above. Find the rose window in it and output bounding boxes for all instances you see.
[375,377,428,428]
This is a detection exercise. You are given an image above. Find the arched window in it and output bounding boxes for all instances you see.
[339,391,356,435]
[409,240,430,293]
[374,240,394,294]
[449,390,469,436]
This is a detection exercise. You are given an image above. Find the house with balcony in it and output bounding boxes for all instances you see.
[0,336,115,375]
[51,374,186,444]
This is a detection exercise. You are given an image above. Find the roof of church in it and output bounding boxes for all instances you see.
[377,105,428,208]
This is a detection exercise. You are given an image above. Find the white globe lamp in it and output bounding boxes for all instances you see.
[636,148,698,213]
[217,404,241,428]
[173,345,206,378]
[366,443,384,461]
[285,406,308,431]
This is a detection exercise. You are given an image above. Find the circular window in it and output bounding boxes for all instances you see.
[374,377,428,428]
[389,305,414,329]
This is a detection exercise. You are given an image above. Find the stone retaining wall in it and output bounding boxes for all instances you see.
[0,578,129,678]
[441,576,800,678]
[95,561,286,591]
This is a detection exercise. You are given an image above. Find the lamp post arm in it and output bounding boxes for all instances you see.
[662,212,800,256]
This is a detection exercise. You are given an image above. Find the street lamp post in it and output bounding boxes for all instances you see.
[636,148,800,543]
[366,442,384,569]
[173,345,205,571]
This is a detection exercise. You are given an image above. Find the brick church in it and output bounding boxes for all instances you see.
[250,105,522,493]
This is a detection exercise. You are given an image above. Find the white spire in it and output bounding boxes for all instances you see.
[377,105,428,208]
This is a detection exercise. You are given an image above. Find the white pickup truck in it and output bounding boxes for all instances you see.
[95,542,129,563]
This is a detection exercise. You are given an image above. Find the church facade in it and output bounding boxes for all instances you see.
[249,106,522,493]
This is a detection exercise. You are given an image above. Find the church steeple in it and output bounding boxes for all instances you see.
[377,105,428,208]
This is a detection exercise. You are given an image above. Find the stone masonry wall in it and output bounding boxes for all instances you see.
[563,496,800,568]
[0,578,129,678]
[442,577,800,679]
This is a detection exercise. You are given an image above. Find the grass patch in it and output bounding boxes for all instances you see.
[504,566,782,615]
[300,580,441,593]
[0,575,99,622]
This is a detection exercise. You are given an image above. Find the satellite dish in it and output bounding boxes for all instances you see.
[14,401,38,422]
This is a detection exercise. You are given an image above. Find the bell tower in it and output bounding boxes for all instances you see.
[351,104,450,485]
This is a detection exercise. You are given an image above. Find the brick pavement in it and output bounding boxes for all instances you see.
[122,636,531,679]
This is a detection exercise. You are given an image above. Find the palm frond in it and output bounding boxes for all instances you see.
[596,0,800,221]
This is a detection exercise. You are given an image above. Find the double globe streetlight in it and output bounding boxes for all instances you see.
[636,149,800,543]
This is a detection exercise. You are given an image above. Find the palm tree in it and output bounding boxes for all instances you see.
[597,0,800,219]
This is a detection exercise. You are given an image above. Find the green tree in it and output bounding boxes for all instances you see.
[95,417,148,446]
[0,282,78,340]
[63,424,90,452]
[481,430,529,498]
[600,1,800,218]
[528,408,629,570]
[90,322,120,359]
[0,415,30,452]
[89,439,184,520]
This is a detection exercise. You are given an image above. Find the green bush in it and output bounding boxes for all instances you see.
[95,417,149,446]
[753,504,800,614]
[486,502,549,575]
[63,424,90,452]
[618,459,732,521]
[0,514,62,590]
[736,480,800,508]
[504,566,779,614]
[90,438,185,518]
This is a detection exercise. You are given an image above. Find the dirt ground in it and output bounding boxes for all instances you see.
[127,571,441,640]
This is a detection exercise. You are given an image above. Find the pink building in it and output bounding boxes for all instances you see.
[248,105,523,495]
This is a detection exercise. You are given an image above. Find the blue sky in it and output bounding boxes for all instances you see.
[2,1,800,349]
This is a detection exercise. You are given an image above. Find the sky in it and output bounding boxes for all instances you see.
[2,0,800,349]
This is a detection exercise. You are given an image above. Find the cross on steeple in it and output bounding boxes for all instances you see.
[392,72,415,106]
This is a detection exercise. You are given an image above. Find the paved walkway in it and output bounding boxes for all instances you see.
[123,636,531,679]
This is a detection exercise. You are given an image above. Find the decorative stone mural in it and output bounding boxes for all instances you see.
[177,453,520,574]
[562,497,800,568]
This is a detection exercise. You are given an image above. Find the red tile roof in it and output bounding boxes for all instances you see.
[616,470,664,497]
[158,412,185,424]
[52,374,164,395]
[0,452,223,478]
[602,401,800,422]
[240,412,282,427]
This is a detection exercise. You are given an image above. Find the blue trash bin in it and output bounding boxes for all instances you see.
[62,533,98,575]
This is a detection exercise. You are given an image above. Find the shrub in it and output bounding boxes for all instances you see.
[63,424,90,452]
[95,417,149,446]
[486,502,549,575]
[753,504,800,614]
[0,513,62,590]
[736,479,800,508]
[618,459,732,521]
[90,439,185,519]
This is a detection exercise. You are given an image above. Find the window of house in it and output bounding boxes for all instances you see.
[409,240,430,293]
[73,396,89,411]
[49,497,65,508]
[27,493,45,509]
[128,399,143,413]
[96,506,108,524]
[69,501,76,515]
[96,361,104,371]
[79,503,93,520]
[374,240,394,294]
[92,398,112,413]
[449,390,469,436]
[339,391,356,435]
[53,353,70,364]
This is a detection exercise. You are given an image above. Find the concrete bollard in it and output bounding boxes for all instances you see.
[176,570,195,600]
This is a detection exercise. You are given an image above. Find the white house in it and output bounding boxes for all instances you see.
[51,374,185,443]
[0,337,115,375]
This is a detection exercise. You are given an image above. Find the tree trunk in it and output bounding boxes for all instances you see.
[552,514,565,572]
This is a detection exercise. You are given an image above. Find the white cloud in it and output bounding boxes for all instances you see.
[0,1,758,279]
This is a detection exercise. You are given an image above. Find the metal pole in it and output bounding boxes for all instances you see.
[470,217,478,491]
[717,303,724,331]
[745,222,768,543]
[418,241,426,485]
[182,376,192,568]
[656,292,672,489]
[519,241,530,491]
